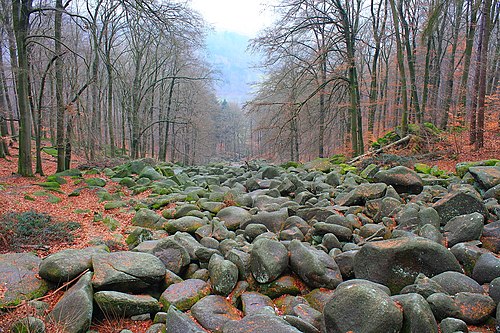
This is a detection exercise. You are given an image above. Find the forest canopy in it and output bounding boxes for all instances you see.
[0,0,498,176]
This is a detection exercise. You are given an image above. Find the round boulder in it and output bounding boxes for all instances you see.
[323,283,403,333]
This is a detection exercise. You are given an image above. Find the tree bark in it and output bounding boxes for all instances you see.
[12,0,33,176]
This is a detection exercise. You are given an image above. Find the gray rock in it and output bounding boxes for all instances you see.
[289,240,342,289]
[392,293,438,333]
[39,246,107,283]
[354,237,461,293]
[94,291,160,318]
[216,206,252,230]
[284,315,321,333]
[433,191,488,224]
[223,314,302,333]
[336,279,391,295]
[472,252,500,284]
[50,272,93,333]
[374,166,423,195]
[312,222,352,241]
[10,317,45,333]
[165,306,206,333]
[323,283,403,333]
[209,254,238,296]
[418,224,444,244]
[484,184,500,200]
[145,323,167,333]
[133,238,190,274]
[244,208,289,233]
[191,295,241,333]
[0,253,49,307]
[250,238,288,283]
[334,250,358,279]
[164,216,208,234]
[427,292,495,324]
[469,166,500,190]
[159,279,211,311]
[440,318,469,333]
[241,292,274,316]
[226,249,251,279]
[400,273,447,299]
[444,212,484,247]
[481,220,500,252]
[139,166,164,180]
[132,208,165,229]
[336,183,387,206]
[430,271,483,295]
[418,207,441,229]
[489,276,500,303]
[92,251,165,292]
[450,242,489,276]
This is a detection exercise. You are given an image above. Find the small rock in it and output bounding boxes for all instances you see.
[165,306,206,333]
[159,279,210,311]
[50,272,93,333]
[472,253,500,284]
[444,213,484,247]
[430,271,483,295]
[440,317,469,333]
[10,317,45,333]
[240,292,274,316]
[223,314,302,333]
[427,292,495,324]
[392,293,438,333]
[374,166,423,195]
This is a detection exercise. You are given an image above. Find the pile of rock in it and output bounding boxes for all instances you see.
[2,158,500,333]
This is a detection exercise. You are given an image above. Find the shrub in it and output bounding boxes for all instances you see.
[0,211,80,251]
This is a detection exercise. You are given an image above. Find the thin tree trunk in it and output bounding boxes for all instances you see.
[389,0,409,136]
[475,0,492,149]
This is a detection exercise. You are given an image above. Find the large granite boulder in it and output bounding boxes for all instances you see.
[39,246,108,284]
[216,206,252,230]
[94,291,160,318]
[289,240,342,289]
[433,191,488,224]
[250,238,288,284]
[354,237,462,293]
[0,253,49,308]
[92,251,165,292]
[133,238,190,275]
[374,166,423,194]
[49,272,93,333]
[323,283,403,333]
[191,295,242,332]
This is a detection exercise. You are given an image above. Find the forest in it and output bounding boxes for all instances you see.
[0,0,499,172]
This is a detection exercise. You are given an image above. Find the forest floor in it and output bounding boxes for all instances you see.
[0,121,499,332]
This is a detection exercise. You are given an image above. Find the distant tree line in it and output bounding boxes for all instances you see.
[248,0,499,160]
[0,0,248,176]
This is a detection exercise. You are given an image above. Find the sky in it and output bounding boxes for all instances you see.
[189,0,276,37]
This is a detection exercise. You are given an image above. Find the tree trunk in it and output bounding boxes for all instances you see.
[474,0,492,149]
[389,0,409,136]
[54,0,65,172]
[440,0,464,129]
[12,0,33,176]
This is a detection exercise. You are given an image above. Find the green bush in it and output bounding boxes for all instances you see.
[0,211,80,251]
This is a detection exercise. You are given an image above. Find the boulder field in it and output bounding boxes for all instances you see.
[2,158,500,333]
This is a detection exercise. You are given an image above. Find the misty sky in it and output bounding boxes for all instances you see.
[190,0,275,37]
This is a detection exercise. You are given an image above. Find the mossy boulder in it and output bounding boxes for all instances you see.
[0,253,49,308]
[85,178,107,187]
